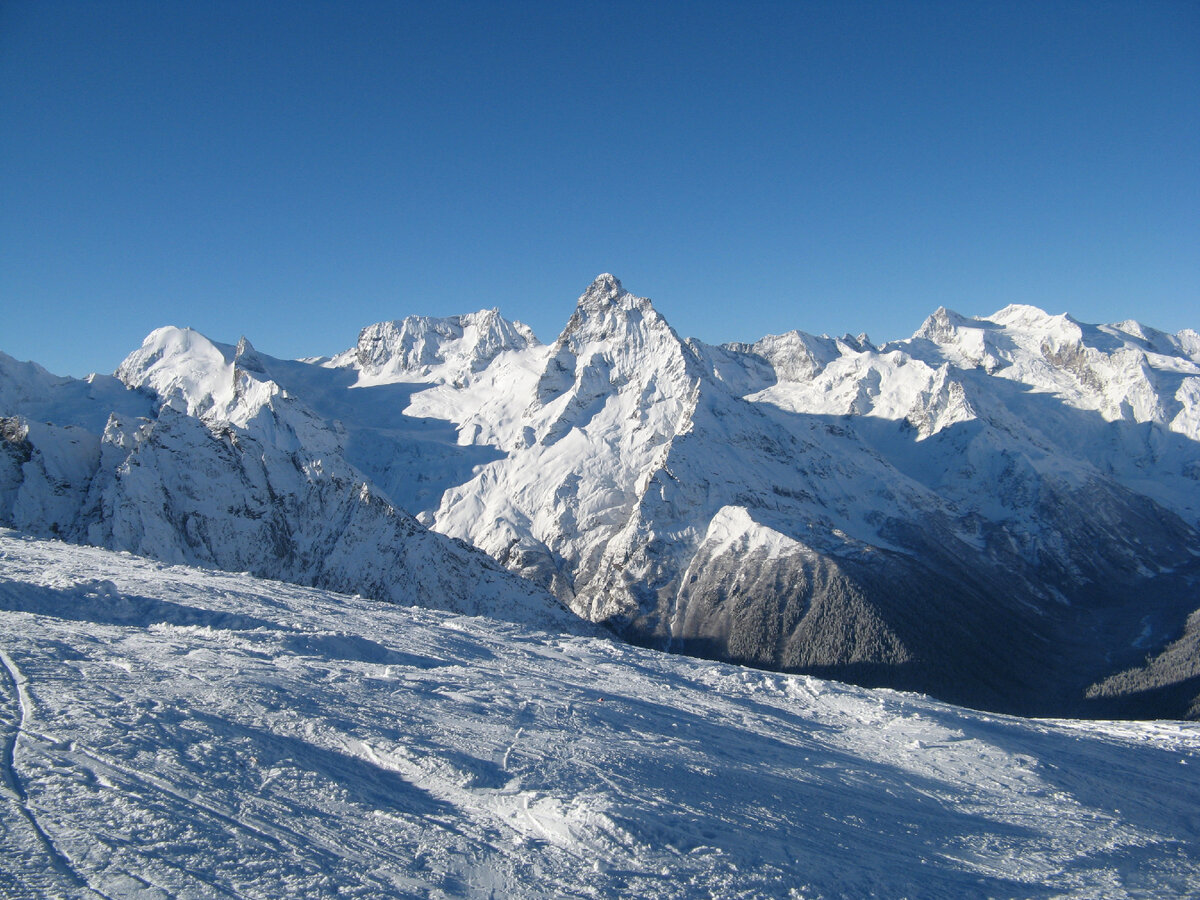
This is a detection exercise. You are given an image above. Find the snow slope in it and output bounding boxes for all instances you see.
[1,531,1197,899]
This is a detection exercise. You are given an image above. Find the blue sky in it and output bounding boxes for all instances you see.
[2,1,1197,377]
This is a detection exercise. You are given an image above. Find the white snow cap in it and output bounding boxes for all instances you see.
[115,326,237,417]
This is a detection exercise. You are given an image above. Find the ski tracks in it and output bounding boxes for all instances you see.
[0,648,107,900]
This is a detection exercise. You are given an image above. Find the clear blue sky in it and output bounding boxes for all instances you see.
[2,1,1197,377]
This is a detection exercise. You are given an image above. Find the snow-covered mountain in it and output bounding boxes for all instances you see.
[2,531,1197,898]
[3,274,1199,717]
[334,276,1200,718]
[0,330,583,633]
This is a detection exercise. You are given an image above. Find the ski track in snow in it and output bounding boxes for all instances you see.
[0,649,105,899]
[1,530,1199,898]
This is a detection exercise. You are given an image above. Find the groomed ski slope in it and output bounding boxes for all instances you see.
[0,530,1197,899]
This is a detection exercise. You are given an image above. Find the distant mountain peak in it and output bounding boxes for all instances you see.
[341,308,538,382]
[579,273,626,309]
[913,306,974,344]
[116,325,238,418]
[986,303,1079,332]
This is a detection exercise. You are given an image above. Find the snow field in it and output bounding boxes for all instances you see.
[1,531,1198,898]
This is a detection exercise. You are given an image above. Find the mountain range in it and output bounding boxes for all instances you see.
[3,274,1199,718]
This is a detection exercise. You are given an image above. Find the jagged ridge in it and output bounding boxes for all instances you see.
[0,330,587,634]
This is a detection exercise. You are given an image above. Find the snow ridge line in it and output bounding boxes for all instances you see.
[0,649,107,899]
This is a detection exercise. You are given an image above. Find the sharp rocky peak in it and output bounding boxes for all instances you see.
[913,306,975,344]
[555,274,667,346]
[578,273,626,310]
[533,275,701,410]
[234,336,268,377]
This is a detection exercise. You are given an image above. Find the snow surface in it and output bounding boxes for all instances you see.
[1,531,1198,899]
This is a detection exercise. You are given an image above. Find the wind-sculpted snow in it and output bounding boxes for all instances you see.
[1,532,1198,899]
